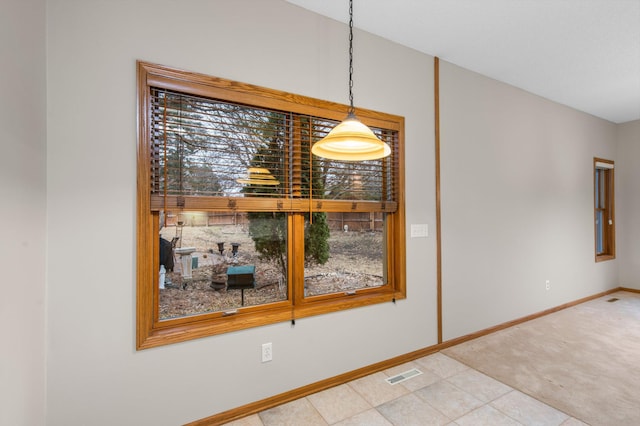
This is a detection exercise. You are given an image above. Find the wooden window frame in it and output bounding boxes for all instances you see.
[136,61,406,349]
[594,157,615,262]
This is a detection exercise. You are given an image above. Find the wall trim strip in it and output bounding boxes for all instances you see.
[434,56,443,344]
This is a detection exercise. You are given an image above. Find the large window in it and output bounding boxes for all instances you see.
[137,61,405,349]
[594,158,615,262]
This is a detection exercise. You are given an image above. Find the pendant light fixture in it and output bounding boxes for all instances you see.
[311,0,391,162]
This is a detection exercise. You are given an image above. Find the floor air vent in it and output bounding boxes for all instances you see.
[607,297,619,303]
[385,368,423,385]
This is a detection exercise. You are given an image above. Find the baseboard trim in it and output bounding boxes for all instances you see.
[185,344,441,426]
[438,287,621,350]
[186,287,623,426]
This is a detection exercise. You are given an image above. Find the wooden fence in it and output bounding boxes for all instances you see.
[165,211,383,232]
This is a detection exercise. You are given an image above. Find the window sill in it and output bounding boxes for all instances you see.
[137,290,406,350]
[595,254,616,263]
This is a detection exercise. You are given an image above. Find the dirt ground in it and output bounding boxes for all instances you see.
[159,224,383,319]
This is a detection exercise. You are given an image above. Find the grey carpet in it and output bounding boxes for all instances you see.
[443,291,640,426]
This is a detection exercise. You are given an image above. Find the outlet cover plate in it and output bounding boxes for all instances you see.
[261,342,273,363]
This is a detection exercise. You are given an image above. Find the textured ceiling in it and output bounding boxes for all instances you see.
[287,0,640,123]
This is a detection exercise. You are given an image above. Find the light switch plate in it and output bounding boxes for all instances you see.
[410,224,428,238]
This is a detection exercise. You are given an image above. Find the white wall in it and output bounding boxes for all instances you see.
[439,61,619,340]
[0,0,47,424]
[617,119,640,289]
[45,1,436,424]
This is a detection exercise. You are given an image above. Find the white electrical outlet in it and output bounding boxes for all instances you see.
[262,342,273,363]
[545,280,551,291]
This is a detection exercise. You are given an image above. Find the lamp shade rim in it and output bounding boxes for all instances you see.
[236,167,280,185]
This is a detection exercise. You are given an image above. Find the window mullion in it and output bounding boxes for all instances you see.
[289,214,306,307]
[605,170,613,253]
[292,115,302,197]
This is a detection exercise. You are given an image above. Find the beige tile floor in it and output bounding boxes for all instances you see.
[223,352,588,426]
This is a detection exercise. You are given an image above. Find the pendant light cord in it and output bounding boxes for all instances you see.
[348,0,355,115]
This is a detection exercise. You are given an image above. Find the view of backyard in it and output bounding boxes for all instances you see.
[159,221,384,319]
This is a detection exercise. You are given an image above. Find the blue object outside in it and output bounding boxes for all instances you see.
[226,265,255,275]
